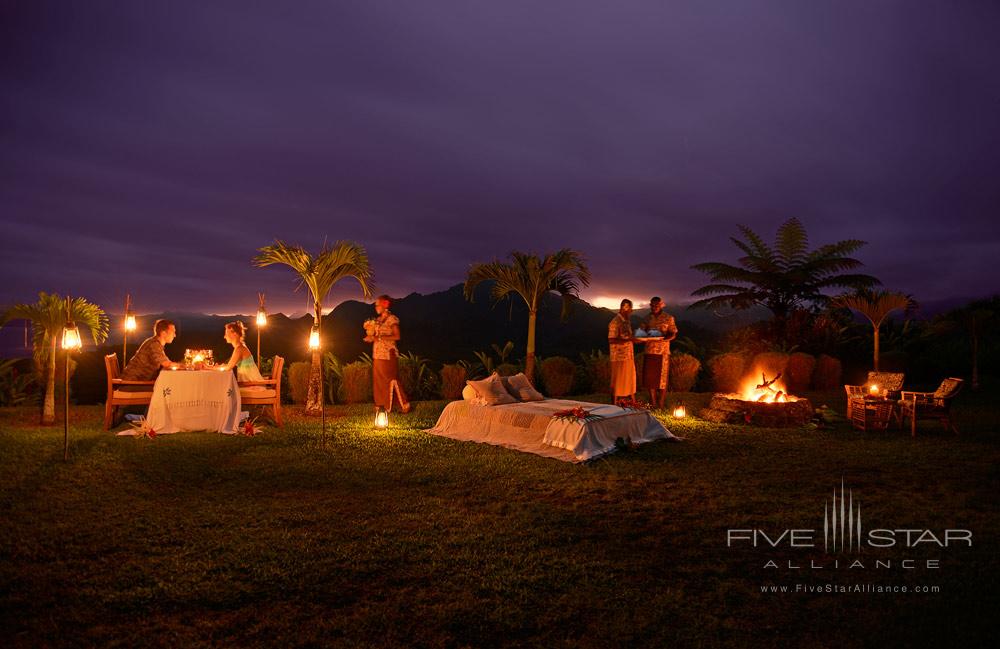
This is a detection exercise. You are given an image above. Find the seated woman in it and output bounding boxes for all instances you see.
[221,321,265,387]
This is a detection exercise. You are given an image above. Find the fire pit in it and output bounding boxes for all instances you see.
[701,372,814,427]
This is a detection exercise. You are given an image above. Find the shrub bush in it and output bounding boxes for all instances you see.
[398,352,438,400]
[813,354,843,389]
[786,352,816,393]
[439,364,467,400]
[750,352,790,381]
[496,363,520,377]
[340,361,372,404]
[539,356,575,397]
[708,353,746,393]
[668,353,701,392]
[288,361,311,404]
[582,350,611,394]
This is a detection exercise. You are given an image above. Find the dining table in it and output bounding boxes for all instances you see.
[144,366,242,434]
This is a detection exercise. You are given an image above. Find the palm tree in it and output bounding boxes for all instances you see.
[1,292,109,425]
[254,240,373,415]
[464,250,591,382]
[691,218,880,322]
[833,290,917,371]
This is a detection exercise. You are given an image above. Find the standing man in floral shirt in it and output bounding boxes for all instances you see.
[640,297,678,409]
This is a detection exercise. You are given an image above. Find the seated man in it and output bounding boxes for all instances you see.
[122,319,178,381]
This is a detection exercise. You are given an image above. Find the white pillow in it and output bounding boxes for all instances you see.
[506,373,545,402]
[461,384,481,402]
[466,373,517,406]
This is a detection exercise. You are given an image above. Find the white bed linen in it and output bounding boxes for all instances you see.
[426,398,675,462]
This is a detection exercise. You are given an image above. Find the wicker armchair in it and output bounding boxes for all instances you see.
[844,371,905,417]
[898,377,963,437]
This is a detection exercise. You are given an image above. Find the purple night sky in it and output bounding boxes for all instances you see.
[2,1,999,315]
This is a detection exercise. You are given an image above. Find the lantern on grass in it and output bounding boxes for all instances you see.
[374,406,389,430]
[672,403,687,419]
[61,297,82,461]
[255,292,267,365]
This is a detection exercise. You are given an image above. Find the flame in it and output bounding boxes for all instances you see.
[738,373,797,403]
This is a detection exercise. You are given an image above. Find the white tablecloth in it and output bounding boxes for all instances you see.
[145,370,241,434]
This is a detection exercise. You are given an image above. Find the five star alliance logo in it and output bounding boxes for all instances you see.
[825,480,861,553]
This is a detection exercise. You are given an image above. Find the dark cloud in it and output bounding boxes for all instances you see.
[2,0,998,315]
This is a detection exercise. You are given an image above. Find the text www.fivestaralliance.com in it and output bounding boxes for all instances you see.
[761,584,941,594]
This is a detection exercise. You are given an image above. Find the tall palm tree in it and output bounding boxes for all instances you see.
[464,250,591,382]
[254,240,374,415]
[691,218,880,322]
[833,289,917,371]
[1,292,109,425]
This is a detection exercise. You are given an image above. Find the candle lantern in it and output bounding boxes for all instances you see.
[61,296,82,461]
[374,406,389,430]
[672,403,687,418]
[308,325,320,351]
[255,292,267,365]
[869,384,879,395]
[122,294,136,360]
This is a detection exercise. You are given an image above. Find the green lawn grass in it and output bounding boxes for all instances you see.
[1,389,998,648]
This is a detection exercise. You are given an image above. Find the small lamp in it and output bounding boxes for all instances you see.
[122,294,136,360]
[374,406,389,430]
[672,403,687,418]
[255,293,267,365]
[869,384,879,396]
[61,321,82,351]
[61,296,82,461]
[308,323,325,444]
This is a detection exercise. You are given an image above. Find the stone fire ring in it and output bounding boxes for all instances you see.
[701,393,814,427]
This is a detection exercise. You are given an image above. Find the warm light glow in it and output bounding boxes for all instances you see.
[589,296,649,310]
[308,327,320,350]
[673,405,687,418]
[374,407,388,429]
[125,314,137,332]
[193,353,204,363]
[256,309,267,326]
[739,372,796,403]
[869,384,879,394]
[61,324,82,350]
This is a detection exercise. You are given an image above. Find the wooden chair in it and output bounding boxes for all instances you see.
[104,353,155,430]
[844,371,905,417]
[239,355,284,428]
[899,377,963,437]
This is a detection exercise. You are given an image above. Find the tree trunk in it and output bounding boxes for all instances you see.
[306,309,324,415]
[525,309,537,384]
[306,349,323,415]
[872,326,880,371]
[42,337,56,425]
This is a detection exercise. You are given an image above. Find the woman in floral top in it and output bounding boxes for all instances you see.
[364,295,412,413]
[608,299,636,402]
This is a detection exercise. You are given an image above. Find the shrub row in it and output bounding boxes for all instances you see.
[285,350,844,404]
[706,352,842,393]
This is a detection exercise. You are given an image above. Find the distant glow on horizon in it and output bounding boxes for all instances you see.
[589,296,650,310]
